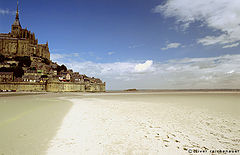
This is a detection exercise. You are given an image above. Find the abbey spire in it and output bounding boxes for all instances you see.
[12,0,21,27]
[16,0,19,19]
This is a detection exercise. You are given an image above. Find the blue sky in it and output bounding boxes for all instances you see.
[1,0,240,90]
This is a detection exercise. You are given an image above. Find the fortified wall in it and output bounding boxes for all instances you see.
[0,82,46,92]
[0,82,105,92]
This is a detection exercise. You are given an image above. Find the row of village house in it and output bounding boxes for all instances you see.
[0,56,103,84]
[0,69,103,84]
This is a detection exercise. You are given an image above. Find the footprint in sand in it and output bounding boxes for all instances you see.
[171,133,176,137]
[163,139,170,142]
[175,140,180,143]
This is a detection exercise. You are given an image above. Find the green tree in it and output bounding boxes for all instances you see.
[57,64,67,73]
[13,66,24,78]
[42,58,50,65]
[0,66,24,78]
[0,67,8,72]
[30,67,36,70]
[41,75,48,78]
[0,54,5,62]
[10,63,17,67]
[15,56,31,67]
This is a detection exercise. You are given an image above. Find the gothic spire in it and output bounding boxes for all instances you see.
[13,0,21,27]
[16,0,19,19]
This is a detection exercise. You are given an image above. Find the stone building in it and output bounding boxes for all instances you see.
[0,72,14,82]
[0,1,50,60]
[0,63,11,68]
[0,1,106,92]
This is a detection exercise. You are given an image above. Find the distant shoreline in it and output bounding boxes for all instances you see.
[108,89,240,93]
[0,92,48,97]
[1,89,240,97]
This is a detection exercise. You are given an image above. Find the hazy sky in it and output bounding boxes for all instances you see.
[0,0,240,90]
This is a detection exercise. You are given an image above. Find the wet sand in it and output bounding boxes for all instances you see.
[46,92,240,155]
[0,93,73,155]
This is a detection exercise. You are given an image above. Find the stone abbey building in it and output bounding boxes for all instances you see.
[0,2,50,60]
[0,1,105,92]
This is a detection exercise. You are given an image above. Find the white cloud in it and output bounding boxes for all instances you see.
[0,9,15,15]
[134,60,153,72]
[197,34,232,46]
[161,43,181,50]
[53,53,240,90]
[197,34,240,46]
[51,54,68,61]
[51,53,84,63]
[73,53,79,57]
[107,52,115,55]
[154,0,240,47]
[128,44,144,49]
[222,43,239,49]
[227,70,235,74]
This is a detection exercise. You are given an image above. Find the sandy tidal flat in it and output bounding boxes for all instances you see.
[0,93,72,155]
[46,93,240,155]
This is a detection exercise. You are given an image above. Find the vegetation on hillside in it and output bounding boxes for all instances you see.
[57,64,67,74]
[41,75,48,78]
[0,56,31,78]
[0,66,24,78]
[0,54,4,62]
[42,58,50,65]
[0,55,67,78]
[15,56,31,67]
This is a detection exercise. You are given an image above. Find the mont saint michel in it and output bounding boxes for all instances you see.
[0,0,239,155]
[0,2,105,92]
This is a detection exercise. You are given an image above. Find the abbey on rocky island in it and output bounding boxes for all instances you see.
[0,1,105,92]
[0,1,50,60]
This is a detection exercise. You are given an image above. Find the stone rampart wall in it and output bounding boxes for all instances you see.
[46,82,86,92]
[0,82,105,92]
[0,82,45,92]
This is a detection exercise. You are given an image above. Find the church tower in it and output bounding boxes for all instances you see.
[11,0,22,37]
